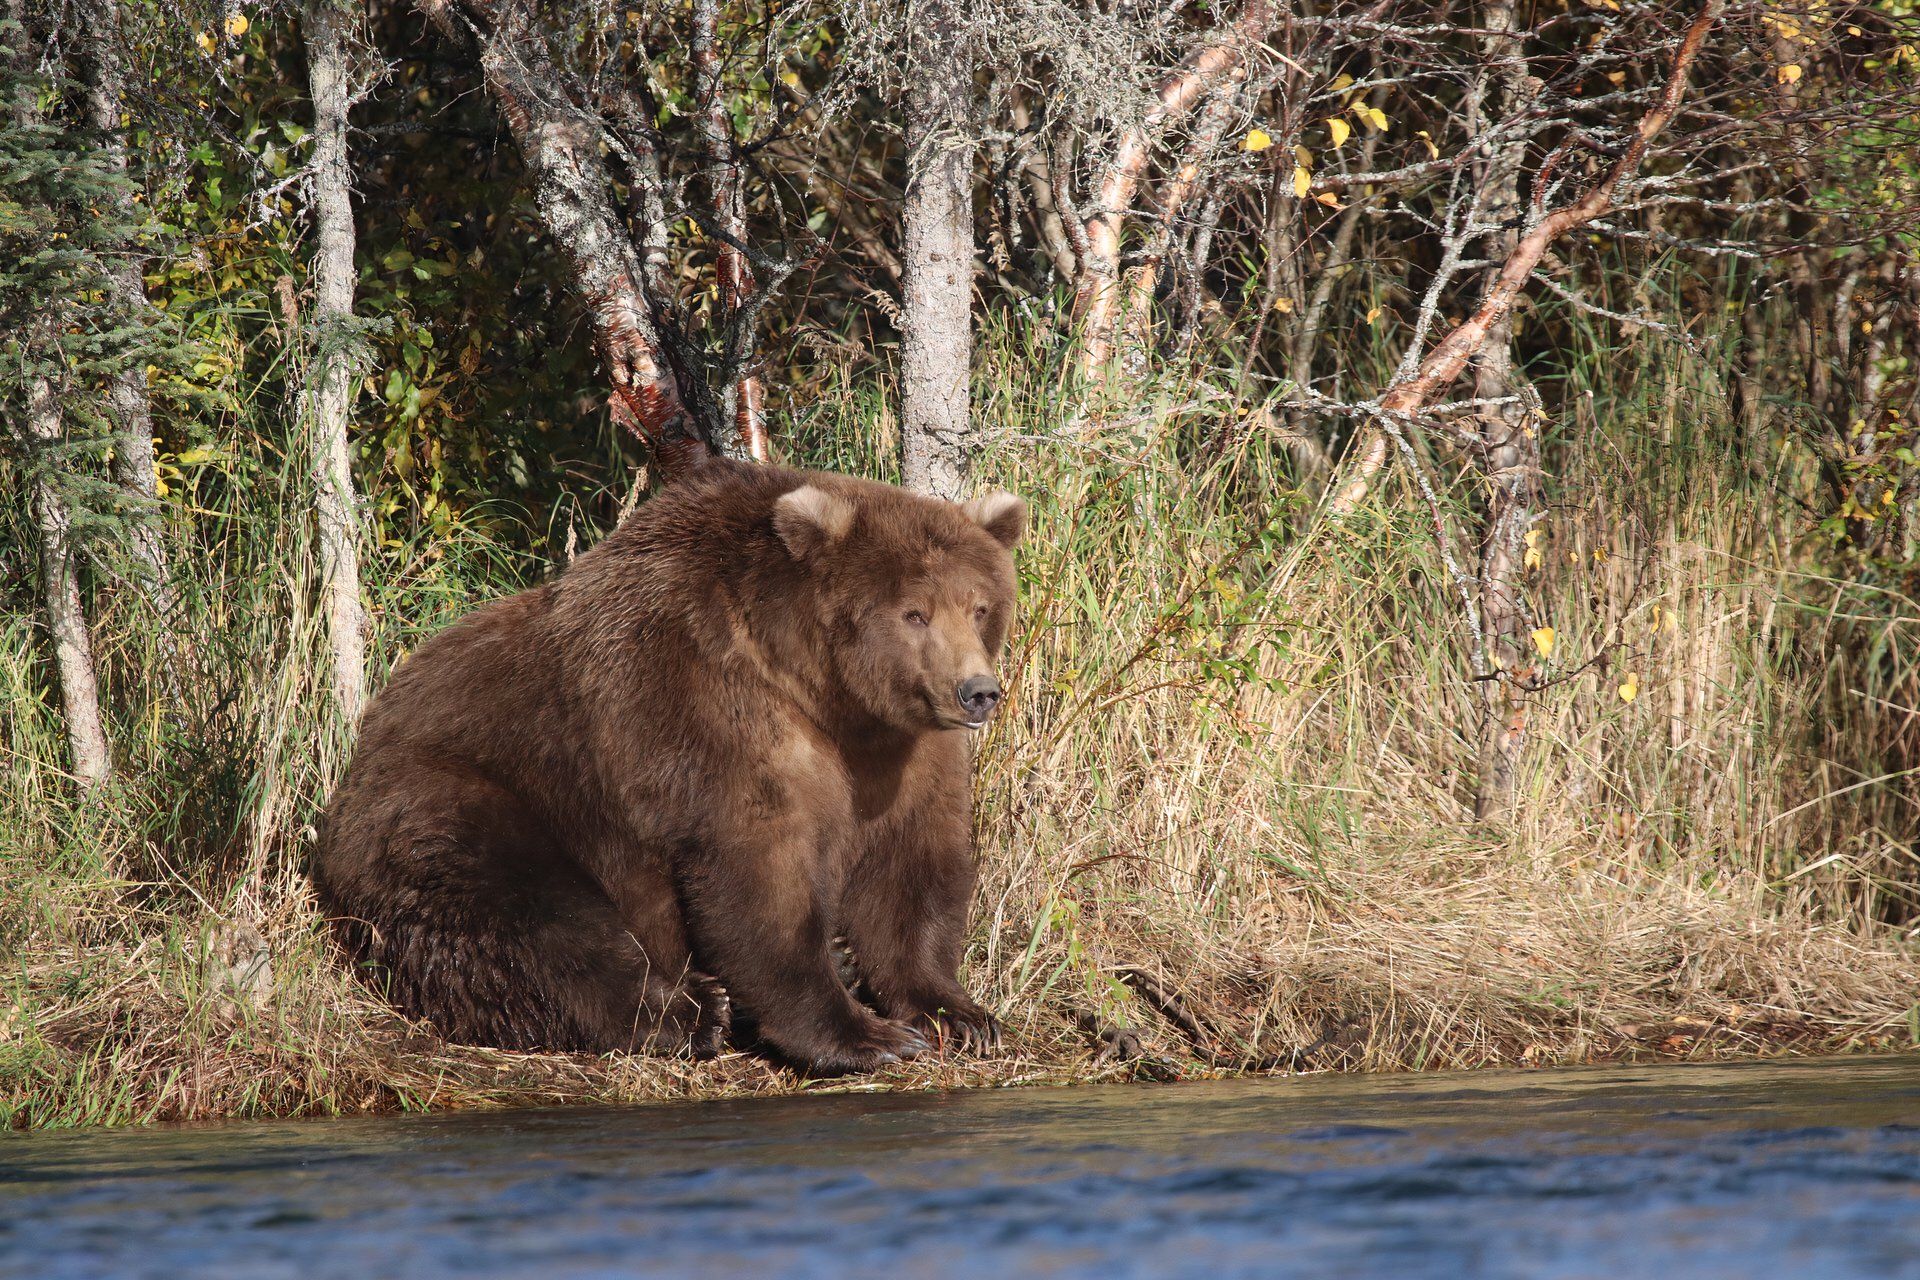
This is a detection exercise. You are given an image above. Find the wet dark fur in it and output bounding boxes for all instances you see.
[311,460,1023,1074]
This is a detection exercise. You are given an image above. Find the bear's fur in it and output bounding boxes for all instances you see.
[311,459,1026,1074]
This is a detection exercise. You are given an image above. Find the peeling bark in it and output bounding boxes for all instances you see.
[691,0,768,461]
[899,0,975,499]
[418,0,714,478]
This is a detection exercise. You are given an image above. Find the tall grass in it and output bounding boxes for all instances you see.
[5,306,1918,1129]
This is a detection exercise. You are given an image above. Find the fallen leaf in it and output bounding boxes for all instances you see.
[1243,128,1273,153]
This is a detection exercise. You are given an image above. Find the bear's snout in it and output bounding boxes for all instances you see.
[957,674,1003,724]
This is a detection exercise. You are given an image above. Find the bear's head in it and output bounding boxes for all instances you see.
[773,481,1026,733]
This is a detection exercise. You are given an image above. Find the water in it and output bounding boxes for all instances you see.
[4,1056,1919,1279]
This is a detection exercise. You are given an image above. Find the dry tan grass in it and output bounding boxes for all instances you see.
[6,327,1919,1128]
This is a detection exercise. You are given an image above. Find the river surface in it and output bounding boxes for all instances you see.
[4,1055,1920,1278]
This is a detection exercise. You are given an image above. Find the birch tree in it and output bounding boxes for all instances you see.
[898,0,975,499]
[303,0,369,723]
[415,0,813,478]
[78,0,175,624]
[3,3,112,786]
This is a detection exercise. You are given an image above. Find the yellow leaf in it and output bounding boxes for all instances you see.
[1356,105,1388,132]
[1524,527,1544,569]
[1326,117,1351,147]
[1329,72,1355,93]
[1314,191,1341,207]
[1243,128,1274,153]
[1272,296,1295,314]
[1293,165,1312,198]
[195,29,215,52]
[1365,306,1381,326]
[1415,129,1439,160]
[1618,673,1639,703]
[1606,70,1626,85]
[224,12,248,36]
[1295,143,1313,167]
[1531,627,1556,659]
[1777,63,1803,84]
[780,69,801,88]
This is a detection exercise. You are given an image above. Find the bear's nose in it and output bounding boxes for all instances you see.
[957,675,1002,721]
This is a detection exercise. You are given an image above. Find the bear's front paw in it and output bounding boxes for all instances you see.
[800,1013,930,1077]
[686,973,732,1060]
[913,995,1002,1054]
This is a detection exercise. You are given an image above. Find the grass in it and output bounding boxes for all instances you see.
[5,311,1919,1129]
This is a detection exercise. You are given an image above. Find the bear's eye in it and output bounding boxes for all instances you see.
[973,604,990,624]
[904,610,930,628]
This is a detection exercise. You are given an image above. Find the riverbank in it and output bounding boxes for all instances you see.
[8,329,1920,1129]
[7,831,1916,1129]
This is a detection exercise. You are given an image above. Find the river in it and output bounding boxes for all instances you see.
[4,1055,1919,1278]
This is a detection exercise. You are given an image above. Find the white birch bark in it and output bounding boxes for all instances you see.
[79,0,182,643]
[24,378,114,787]
[899,0,974,500]
[304,0,370,725]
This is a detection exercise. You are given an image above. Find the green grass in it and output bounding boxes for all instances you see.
[4,309,1918,1129]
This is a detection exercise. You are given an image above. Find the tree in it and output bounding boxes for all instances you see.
[898,0,976,499]
[415,0,810,480]
[78,0,177,630]
[302,0,371,723]
[2,3,119,786]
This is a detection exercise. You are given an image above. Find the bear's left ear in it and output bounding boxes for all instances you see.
[773,484,856,559]
[961,491,1028,549]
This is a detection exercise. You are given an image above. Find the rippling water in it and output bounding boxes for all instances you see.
[5,1056,1920,1278]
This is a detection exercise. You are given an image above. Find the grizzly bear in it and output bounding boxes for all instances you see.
[311,458,1026,1074]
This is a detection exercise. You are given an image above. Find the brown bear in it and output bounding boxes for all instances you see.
[310,458,1026,1074]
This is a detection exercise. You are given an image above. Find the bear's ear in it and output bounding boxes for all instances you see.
[773,484,856,559]
[961,491,1028,549]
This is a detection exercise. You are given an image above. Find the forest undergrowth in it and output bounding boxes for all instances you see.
[7,312,1919,1129]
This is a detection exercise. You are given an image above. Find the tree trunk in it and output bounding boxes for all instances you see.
[24,377,114,788]
[691,0,769,462]
[7,0,111,787]
[79,0,184,661]
[417,0,714,478]
[1074,0,1271,381]
[1469,0,1542,821]
[899,0,974,500]
[304,0,370,725]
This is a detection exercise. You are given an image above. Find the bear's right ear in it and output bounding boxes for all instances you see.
[961,491,1028,549]
[773,485,856,559]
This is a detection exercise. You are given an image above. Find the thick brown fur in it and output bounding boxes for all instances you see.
[311,459,1026,1074]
